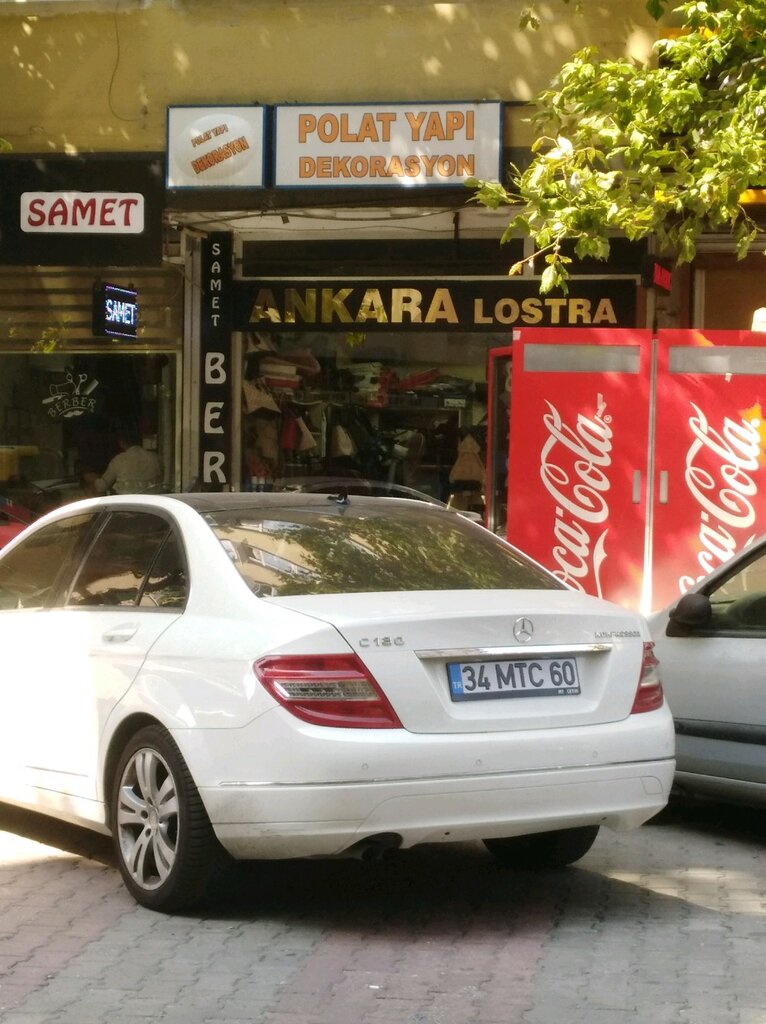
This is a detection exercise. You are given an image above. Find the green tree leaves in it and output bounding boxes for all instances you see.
[521,0,667,30]
[477,0,766,292]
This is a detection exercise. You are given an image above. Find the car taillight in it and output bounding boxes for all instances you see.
[631,642,664,714]
[253,654,403,729]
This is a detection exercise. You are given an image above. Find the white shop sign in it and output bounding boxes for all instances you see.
[20,192,145,233]
[274,101,502,188]
[166,105,267,189]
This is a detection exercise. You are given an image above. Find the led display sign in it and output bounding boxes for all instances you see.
[92,282,138,339]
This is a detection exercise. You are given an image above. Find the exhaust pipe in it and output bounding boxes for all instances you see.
[345,833,402,862]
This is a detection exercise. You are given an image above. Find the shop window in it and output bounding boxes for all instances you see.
[0,353,176,514]
[0,267,181,512]
[695,257,766,331]
[239,329,506,518]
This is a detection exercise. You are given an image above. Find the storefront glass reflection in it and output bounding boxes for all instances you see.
[0,353,176,518]
[240,329,510,517]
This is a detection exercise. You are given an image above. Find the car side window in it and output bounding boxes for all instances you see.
[138,531,188,609]
[0,513,95,610]
[708,548,766,631]
[66,511,174,609]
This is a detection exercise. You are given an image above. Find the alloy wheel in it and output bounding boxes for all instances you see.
[116,747,180,892]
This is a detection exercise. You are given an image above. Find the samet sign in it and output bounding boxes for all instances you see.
[274,102,502,187]
[21,192,145,233]
[0,155,162,266]
[92,283,138,339]
[231,279,637,332]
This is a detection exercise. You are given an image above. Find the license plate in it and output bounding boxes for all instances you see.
[447,657,580,701]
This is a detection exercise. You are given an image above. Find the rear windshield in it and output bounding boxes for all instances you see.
[205,504,561,597]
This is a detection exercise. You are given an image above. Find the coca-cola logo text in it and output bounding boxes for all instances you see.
[679,403,761,592]
[540,394,613,596]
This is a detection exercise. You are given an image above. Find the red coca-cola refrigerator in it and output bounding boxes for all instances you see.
[651,330,766,609]
[493,328,766,613]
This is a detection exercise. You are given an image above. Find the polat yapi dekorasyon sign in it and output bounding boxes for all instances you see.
[273,102,502,187]
[166,106,267,189]
[165,102,502,189]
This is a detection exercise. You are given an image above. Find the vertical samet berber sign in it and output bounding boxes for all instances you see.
[199,233,233,488]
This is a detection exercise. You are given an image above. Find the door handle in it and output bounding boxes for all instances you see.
[632,470,641,504]
[102,623,138,643]
[658,470,669,504]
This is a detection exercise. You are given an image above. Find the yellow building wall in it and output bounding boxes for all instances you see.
[1,0,674,154]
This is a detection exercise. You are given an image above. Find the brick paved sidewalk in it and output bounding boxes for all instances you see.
[1,802,764,1024]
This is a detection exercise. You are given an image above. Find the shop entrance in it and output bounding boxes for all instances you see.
[239,328,507,516]
[0,352,177,515]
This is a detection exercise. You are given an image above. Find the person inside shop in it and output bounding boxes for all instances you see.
[84,428,163,495]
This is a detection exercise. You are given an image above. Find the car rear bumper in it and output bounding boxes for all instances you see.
[201,758,675,859]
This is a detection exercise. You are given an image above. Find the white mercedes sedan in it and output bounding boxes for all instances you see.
[0,492,674,911]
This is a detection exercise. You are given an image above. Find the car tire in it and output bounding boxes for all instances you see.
[483,825,599,869]
[111,725,218,912]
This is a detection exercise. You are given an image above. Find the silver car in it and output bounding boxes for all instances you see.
[649,537,766,807]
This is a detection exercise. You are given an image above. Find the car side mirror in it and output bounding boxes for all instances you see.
[668,591,712,633]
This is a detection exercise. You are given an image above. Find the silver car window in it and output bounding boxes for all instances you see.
[708,547,766,631]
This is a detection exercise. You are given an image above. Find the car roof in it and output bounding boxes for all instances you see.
[160,491,443,516]
[5,493,455,543]
[272,476,447,504]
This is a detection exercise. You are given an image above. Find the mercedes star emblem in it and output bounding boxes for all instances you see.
[513,617,534,643]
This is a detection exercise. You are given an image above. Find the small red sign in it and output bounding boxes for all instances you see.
[652,262,673,293]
